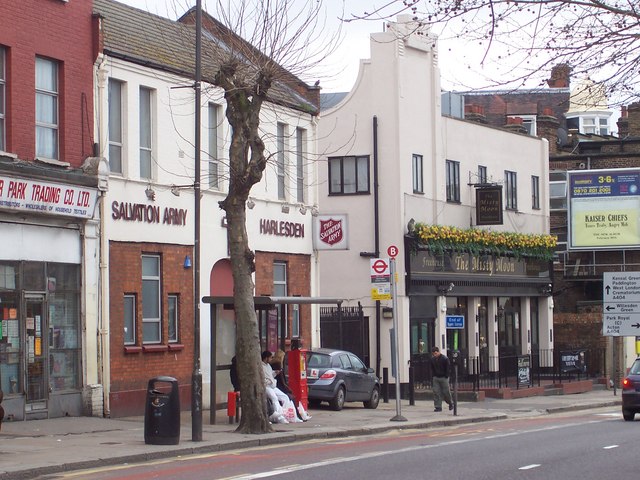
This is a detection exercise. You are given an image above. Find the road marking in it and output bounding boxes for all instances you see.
[519,464,541,470]
[603,445,619,449]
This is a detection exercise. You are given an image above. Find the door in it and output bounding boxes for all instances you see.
[24,294,48,410]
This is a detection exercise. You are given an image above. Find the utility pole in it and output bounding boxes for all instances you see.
[191,0,203,442]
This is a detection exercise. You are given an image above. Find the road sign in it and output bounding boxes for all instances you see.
[387,245,399,258]
[603,272,640,336]
[446,315,465,329]
[370,258,390,276]
[370,258,391,300]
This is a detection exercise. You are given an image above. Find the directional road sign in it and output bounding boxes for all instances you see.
[603,272,640,336]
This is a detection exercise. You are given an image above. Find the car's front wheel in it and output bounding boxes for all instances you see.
[623,409,635,421]
[330,386,345,411]
[364,386,380,409]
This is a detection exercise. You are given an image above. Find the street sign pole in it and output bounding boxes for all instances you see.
[389,257,407,422]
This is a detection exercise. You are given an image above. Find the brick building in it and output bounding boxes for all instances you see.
[0,0,105,420]
[93,0,320,416]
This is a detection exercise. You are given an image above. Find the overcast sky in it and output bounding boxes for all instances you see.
[117,0,491,93]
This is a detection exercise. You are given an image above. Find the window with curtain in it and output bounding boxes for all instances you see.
[108,79,123,174]
[277,122,287,200]
[208,103,221,189]
[142,255,161,343]
[35,57,58,159]
[0,46,5,152]
[328,156,370,194]
[139,87,153,179]
[168,294,178,343]
[124,295,136,345]
[446,159,460,202]
[296,128,305,203]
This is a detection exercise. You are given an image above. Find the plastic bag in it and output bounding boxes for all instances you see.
[297,402,311,421]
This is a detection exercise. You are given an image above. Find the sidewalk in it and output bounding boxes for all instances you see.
[0,389,621,480]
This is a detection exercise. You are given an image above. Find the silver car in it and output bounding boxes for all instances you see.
[305,348,380,411]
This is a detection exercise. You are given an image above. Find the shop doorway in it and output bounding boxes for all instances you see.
[24,293,48,414]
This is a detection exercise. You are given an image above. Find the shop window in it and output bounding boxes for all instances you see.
[47,263,81,392]
[168,294,178,343]
[123,294,136,345]
[35,56,59,160]
[142,255,161,343]
[0,290,21,395]
[328,155,370,195]
[23,262,46,290]
[108,78,124,174]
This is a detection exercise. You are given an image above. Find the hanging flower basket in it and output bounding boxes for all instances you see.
[409,223,557,261]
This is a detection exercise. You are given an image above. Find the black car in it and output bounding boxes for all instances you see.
[305,348,380,411]
[622,357,640,421]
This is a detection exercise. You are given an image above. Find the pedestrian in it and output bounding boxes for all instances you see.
[430,346,454,412]
[230,356,240,392]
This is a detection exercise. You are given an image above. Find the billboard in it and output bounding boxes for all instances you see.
[568,169,640,250]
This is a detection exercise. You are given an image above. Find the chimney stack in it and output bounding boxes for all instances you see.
[464,104,487,124]
[547,64,571,88]
[537,108,560,154]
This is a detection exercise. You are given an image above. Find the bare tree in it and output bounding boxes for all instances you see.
[348,0,640,105]
[180,0,339,434]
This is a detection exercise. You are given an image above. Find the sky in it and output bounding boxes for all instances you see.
[117,0,486,94]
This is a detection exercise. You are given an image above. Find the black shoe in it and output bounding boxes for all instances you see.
[434,407,442,412]
[449,403,454,411]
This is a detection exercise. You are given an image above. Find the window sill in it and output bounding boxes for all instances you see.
[35,156,71,168]
[143,344,169,353]
[168,343,184,351]
[0,150,17,159]
[124,346,143,354]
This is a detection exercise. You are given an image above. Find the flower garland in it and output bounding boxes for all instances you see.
[411,223,557,261]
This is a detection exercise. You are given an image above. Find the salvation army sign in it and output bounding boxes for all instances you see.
[313,214,348,250]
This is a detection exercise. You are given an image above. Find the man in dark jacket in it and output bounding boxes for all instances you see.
[429,347,454,412]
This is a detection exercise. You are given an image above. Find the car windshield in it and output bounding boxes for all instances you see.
[630,360,640,375]
[307,352,331,369]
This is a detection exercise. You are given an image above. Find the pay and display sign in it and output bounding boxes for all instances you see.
[602,272,640,336]
[370,258,391,301]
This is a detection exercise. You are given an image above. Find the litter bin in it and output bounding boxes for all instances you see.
[144,376,180,445]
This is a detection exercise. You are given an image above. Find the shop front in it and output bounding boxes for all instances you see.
[0,172,100,420]
[407,247,554,383]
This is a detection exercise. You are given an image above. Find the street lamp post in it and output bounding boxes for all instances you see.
[191,0,203,442]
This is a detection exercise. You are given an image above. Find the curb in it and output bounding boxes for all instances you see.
[0,413,506,480]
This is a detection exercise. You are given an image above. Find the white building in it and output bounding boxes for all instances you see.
[317,16,554,387]
[93,0,320,416]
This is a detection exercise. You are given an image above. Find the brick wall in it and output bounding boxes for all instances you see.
[0,0,95,165]
[255,251,312,349]
[109,241,194,416]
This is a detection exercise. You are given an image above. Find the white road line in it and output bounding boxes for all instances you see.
[603,445,619,449]
[519,464,541,470]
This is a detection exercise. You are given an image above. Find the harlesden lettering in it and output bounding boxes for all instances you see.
[259,219,304,238]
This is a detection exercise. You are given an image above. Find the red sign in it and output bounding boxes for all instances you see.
[387,245,399,258]
[371,259,389,274]
[319,218,343,246]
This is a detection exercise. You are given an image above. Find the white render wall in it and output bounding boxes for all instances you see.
[318,16,550,381]
[95,55,319,408]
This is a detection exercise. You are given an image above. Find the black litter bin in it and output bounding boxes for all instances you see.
[144,376,180,445]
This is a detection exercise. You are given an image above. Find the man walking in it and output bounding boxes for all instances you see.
[430,346,454,412]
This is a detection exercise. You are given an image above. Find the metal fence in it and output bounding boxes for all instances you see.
[410,347,608,392]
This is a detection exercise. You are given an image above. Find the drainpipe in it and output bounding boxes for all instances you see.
[373,116,381,376]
